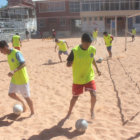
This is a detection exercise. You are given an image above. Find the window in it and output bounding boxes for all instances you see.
[83,17,86,21]
[110,2,119,10]
[136,16,140,24]
[89,17,92,21]
[121,1,129,10]
[82,2,91,11]
[38,19,46,28]
[69,2,80,13]
[91,2,100,11]
[59,18,66,26]
[94,17,97,21]
[100,17,103,21]
[135,1,140,10]
[39,1,65,13]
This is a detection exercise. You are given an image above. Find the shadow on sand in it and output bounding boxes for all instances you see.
[28,116,85,140]
[0,113,31,127]
[42,61,66,66]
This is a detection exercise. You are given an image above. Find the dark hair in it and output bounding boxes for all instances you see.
[103,31,108,35]
[16,33,19,35]
[55,38,58,42]
[82,33,93,43]
[0,40,8,48]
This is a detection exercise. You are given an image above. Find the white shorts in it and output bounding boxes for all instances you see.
[9,83,30,98]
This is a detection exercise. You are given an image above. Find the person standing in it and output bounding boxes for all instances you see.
[103,32,114,57]
[12,33,22,51]
[0,40,34,116]
[93,28,98,44]
[66,33,101,119]
[132,27,136,42]
[25,30,30,41]
[55,38,69,62]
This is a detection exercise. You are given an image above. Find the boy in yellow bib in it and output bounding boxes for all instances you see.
[0,40,34,116]
[12,33,22,51]
[66,33,101,119]
[93,28,98,44]
[132,27,136,42]
[55,39,69,62]
[103,32,114,57]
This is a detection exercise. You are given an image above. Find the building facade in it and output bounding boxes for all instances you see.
[35,0,81,36]
[0,0,37,32]
[80,0,140,35]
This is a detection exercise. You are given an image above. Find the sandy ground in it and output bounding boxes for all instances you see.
[0,36,140,140]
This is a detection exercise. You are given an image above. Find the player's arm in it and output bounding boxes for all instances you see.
[65,41,69,49]
[8,52,26,77]
[19,38,22,47]
[93,58,101,76]
[55,43,57,52]
[66,50,74,67]
[12,37,13,46]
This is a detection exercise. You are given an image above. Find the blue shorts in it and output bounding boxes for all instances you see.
[107,46,112,51]
[59,51,68,55]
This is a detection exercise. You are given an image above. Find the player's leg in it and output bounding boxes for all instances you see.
[107,46,112,57]
[24,97,34,116]
[58,51,62,62]
[67,84,83,118]
[85,80,96,119]
[8,83,26,112]
[9,93,26,112]
[21,83,34,115]
[90,91,96,119]
[67,96,79,118]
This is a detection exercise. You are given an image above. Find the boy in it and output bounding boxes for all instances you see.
[12,33,22,51]
[55,38,69,62]
[132,27,136,42]
[52,29,56,39]
[103,32,113,57]
[66,33,101,119]
[93,28,98,44]
[0,40,34,116]
[25,30,29,41]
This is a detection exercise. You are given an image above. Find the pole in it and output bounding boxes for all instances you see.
[115,16,117,37]
[125,16,128,51]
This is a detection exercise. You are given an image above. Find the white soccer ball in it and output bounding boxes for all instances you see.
[96,57,103,63]
[48,59,52,64]
[75,119,88,132]
[13,104,23,115]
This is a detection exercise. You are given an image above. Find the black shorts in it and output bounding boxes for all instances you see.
[132,35,135,38]
[107,46,112,51]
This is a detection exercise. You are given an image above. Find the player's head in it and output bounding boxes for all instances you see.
[52,29,55,32]
[16,33,19,35]
[103,31,108,36]
[55,38,59,42]
[0,40,9,55]
[94,28,97,31]
[81,33,93,49]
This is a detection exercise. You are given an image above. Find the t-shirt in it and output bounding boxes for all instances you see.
[68,45,96,84]
[10,49,25,64]
[57,40,67,51]
[67,45,91,62]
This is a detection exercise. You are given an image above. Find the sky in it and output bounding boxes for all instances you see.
[0,0,8,8]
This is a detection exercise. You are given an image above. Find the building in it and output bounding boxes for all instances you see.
[80,0,140,35]
[0,0,37,32]
[34,0,81,36]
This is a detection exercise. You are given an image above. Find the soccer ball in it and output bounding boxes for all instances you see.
[48,59,52,64]
[96,57,103,63]
[13,104,23,115]
[75,119,88,132]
